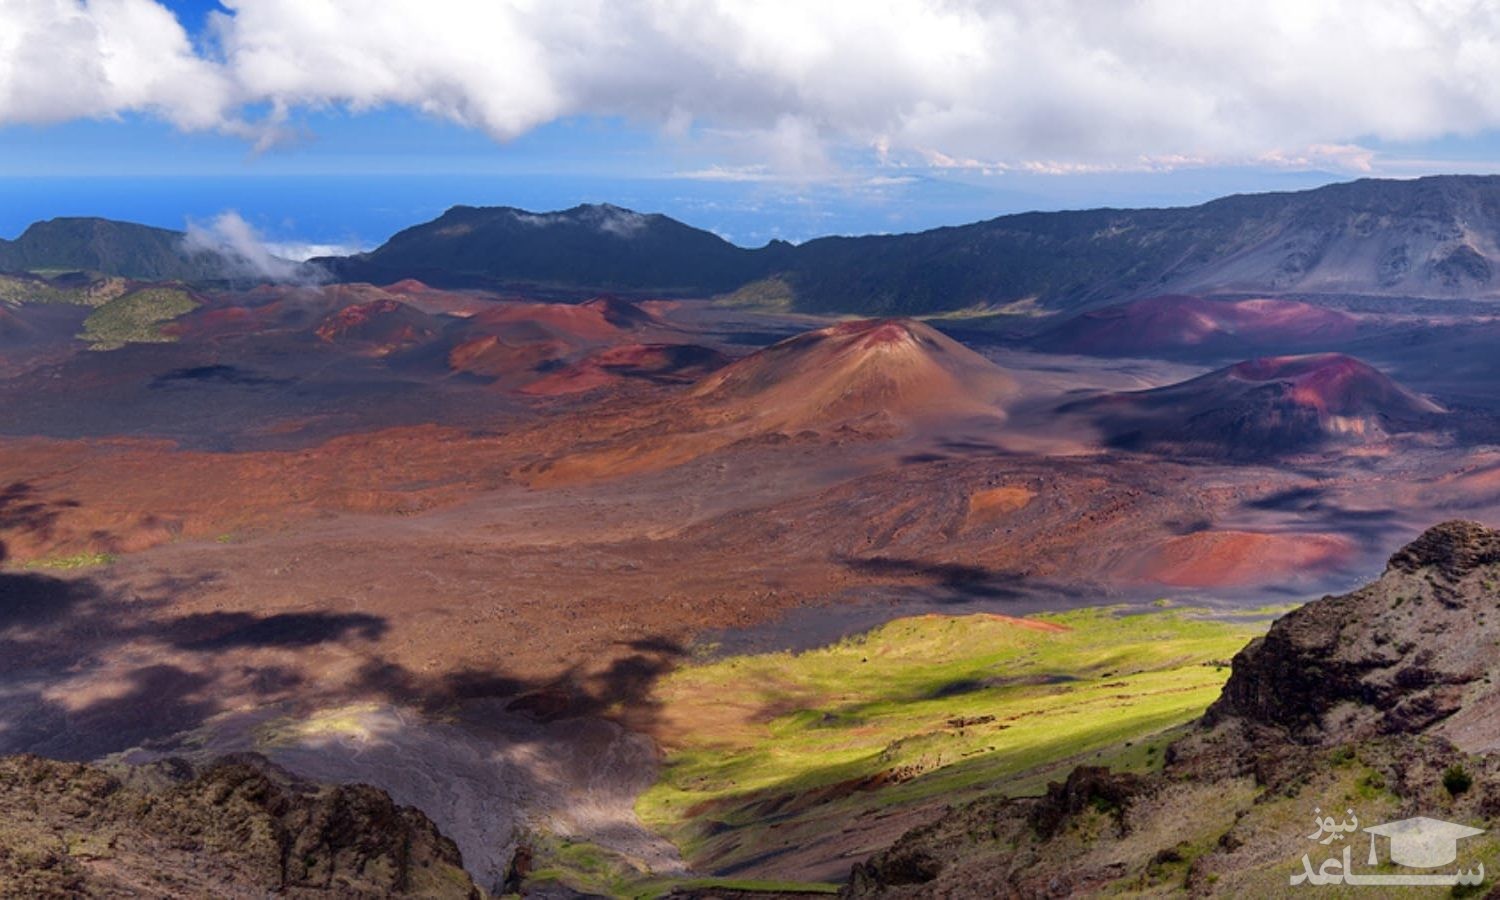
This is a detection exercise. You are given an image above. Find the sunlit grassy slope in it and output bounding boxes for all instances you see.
[523,829,841,899]
[0,273,131,307]
[635,606,1268,878]
[78,286,199,349]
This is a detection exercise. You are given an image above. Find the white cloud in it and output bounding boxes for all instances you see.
[6,1,1500,173]
[1258,143,1379,173]
[674,165,779,183]
[182,210,325,281]
[263,240,365,261]
[0,0,232,129]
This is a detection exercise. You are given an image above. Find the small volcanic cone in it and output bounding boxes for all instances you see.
[447,334,571,378]
[691,319,1018,432]
[578,295,659,329]
[375,278,499,316]
[1078,352,1442,458]
[446,296,671,386]
[1037,294,1358,357]
[314,299,441,355]
[383,278,432,294]
[521,342,729,396]
[463,296,658,343]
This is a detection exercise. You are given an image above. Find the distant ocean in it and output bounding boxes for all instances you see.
[0,173,989,253]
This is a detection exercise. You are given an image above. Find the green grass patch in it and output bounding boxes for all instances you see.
[22,552,118,571]
[638,606,1265,874]
[916,297,1053,321]
[712,276,797,311]
[0,273,128,307]
[78,286,199,349]
[520,832,838,899]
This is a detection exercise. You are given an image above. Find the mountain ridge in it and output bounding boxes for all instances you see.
[315,174,1500,312]
[0,217,222,281]
[18,175,1500,314]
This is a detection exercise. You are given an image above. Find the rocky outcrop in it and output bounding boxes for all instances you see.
[1387,518,1500,580]
[0,753,481,898]
[1206,520,1499,749]
[1027,766,1147,840]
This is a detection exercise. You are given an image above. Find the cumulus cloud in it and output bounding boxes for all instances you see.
[6,1,1500,172]
[0,0,233,129]
[182,211,326,282]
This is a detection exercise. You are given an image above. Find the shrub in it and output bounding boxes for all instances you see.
[1443,764,1473,797]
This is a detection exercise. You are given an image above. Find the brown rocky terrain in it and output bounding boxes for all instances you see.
[846,520,1500,897]
[0,753,480,898]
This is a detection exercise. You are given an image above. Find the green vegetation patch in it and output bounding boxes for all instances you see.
[78,286,199,350]
[712,276,797,311]
[521,831,839,899]
[918,297,1053,321]
[0,273,128,307]
[638,606,1264,874]
[21,552,117,571]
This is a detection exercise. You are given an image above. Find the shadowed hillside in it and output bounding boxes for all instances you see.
[318,175,1500,314]
[1035,294,1360,358]
[0,218,223,281]
[318,203,788,293]
[1071,353,1444,458]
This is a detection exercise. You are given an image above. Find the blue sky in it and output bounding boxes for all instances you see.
[6,1,1500,251]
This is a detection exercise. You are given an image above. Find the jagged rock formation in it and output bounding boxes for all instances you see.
[1209,519,1500,751]
[0,753,481,898]
[845,521,1500,897]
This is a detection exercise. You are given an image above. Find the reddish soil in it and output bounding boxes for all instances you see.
[965,485,1037,527]
[520,343,729,396]
[314,298,442,354]
[463,295,656,342]
[1134,530,1356,588]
